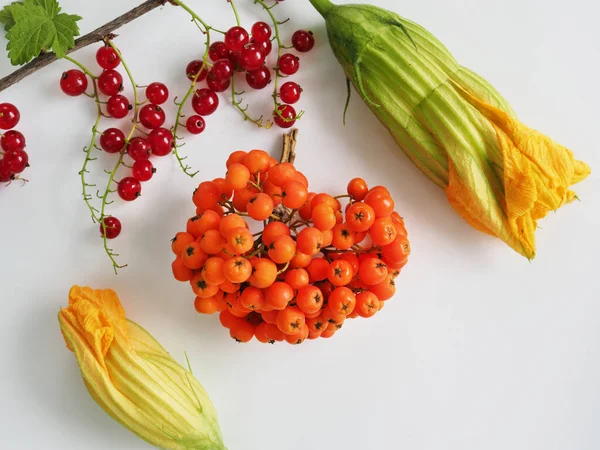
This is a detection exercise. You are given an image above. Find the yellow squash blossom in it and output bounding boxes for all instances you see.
[58,286,227,450]
[308,0,591,258]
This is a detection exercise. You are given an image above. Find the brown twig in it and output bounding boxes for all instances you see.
[280,128,298,163]
[0,0,168,93]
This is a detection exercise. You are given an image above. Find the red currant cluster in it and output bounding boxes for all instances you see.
[60,42,175,261]
[0,103,28,184]
[170,148,411,344]
[182,22,314,133]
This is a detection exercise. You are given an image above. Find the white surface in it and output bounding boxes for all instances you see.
[1,0,599,449]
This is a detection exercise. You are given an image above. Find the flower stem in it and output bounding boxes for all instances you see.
[307,0,335,17]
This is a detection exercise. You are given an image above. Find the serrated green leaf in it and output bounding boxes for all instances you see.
[31,0,59,18]
[51,12,81,58]
[0,2,22,32]
[5,0,81,65]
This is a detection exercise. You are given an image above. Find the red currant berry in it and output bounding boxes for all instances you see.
[209,41,230,62]
[100,216,122,239]
[273,104,297,129]
[139,104,166,129]
[225,26,249,52]
[239,43,265,71]
[279,81,302,104]
[117,177,141,201]
[127,137,151,161]
[245,66,271,90]
[251,22,272,43]
[0,160,14,182]
[206,76,230,92]
[228,52,242,72]
[132,159,155,182]
[192,88,219,115]
[145,82,169,105]
[0,103,20,130]
[292,30,315,53]
[278,54,300,75]
[252,38,272,56]
[148,128,174,157]
[100,128,126,154]
[210,59,233,80]
[4,149,29,174]
[0,130,25,151]
[186,60,208,81]
[185,115,206,134]
[106,94,131,119]
[98,69,123,96]
[60,70,88,96]
[96,45,121,70]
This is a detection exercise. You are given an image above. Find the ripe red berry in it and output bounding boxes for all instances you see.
[252,38,272,56]
[0,160,14,182]
[273,104,297,129]
[3,149,28,174]
[100,128,126,154]
[117,177,141,201]
[251,22,272,43]
[291,30,315,53]
[98,69,123,96]
[132,159,155,182]
[145,82,169,104]
[186,60,208,81]
[210,59,234,80]
[1,130,25,152]
[127,137,151,161]
[60,69,88,96]
[225,26,249,52]
[209,41,230,62]
[100,216,122,239]
[279,82,301,104]
[0,103,20,129]
[206,76,231,93]
[139,104,166,129]
[106,94,131,119]
[192,88,219,115]
[96,45,121,70]
[148,127,173,157]
[278,54,300,75]
[239,43,266,71]
[245,66,271,90]
[185,115,206,134]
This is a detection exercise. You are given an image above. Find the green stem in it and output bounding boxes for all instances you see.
[254,0,304,124]
[107,42,138,141]
[308,0,335,17]
[172,0,211,30]
[229,0,241,26]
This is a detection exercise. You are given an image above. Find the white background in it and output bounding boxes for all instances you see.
[0,0,599,449]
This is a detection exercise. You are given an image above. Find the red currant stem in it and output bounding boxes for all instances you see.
[67,55,103,226]
[107,41,139,141]
[231,74,273,128]
[254,0,305,123]
[227,0,242,27]
[170,0,213,178]
[172,0,211,30]
[100,150,128,274]
[334,194,352,200]
[276,260,291,275]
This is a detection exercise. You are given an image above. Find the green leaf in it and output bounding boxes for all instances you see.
[0,2,21,32]
[5,0,81,65]
[51,12,81,58]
